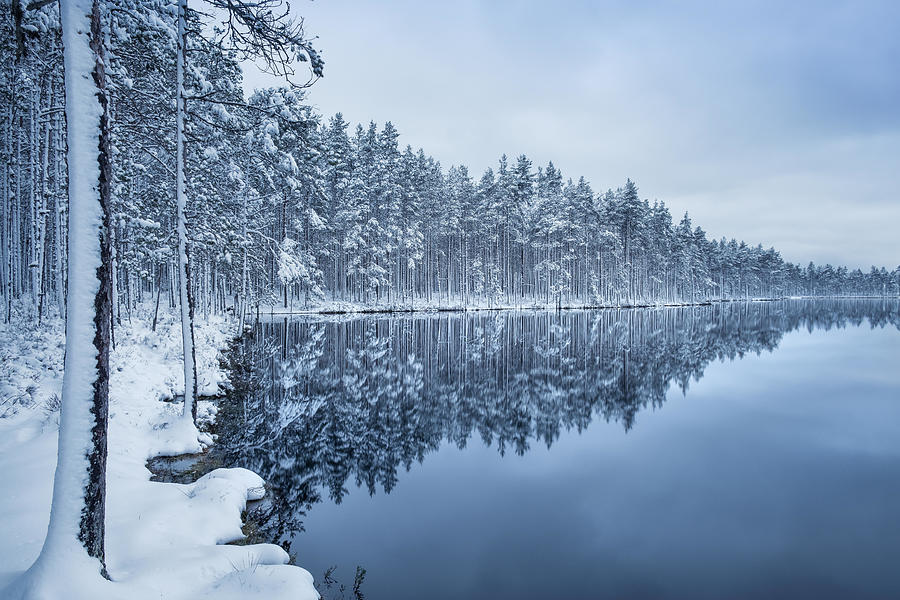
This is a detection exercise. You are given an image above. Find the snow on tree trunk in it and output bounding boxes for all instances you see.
[6,0,113,595]
[176,0,198,424]
[36,100,51,324]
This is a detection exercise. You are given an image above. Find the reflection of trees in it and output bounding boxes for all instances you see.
[216,299,900,543]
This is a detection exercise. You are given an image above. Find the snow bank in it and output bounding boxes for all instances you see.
[253,295,760,315]
[0,307,318,600]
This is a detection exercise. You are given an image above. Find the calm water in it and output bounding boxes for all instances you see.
[217,299,900,599]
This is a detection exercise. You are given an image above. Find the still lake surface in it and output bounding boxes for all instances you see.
[217,299,900,599]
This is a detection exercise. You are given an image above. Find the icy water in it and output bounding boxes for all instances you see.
[217,299,900,600]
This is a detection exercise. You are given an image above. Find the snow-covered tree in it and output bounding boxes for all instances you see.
[8,0,113,595]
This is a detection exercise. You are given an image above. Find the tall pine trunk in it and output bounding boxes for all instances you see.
[176,0,198,423]
[7,0,113,595]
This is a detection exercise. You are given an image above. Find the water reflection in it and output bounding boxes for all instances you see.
[216,299,899,547]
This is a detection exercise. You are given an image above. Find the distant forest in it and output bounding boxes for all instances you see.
[2,1,898,325]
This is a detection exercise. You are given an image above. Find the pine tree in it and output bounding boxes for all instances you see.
[9,0,113,594]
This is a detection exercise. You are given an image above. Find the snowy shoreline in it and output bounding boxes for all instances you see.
[250,295,896,317]
[0,307,318,599]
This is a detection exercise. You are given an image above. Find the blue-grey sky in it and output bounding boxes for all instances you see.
[243,0,900,270]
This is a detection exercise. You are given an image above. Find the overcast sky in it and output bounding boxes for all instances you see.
[243,0,899,270]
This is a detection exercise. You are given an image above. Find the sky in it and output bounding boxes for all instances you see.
[242,0,900,270]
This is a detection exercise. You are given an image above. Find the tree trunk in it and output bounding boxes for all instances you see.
[176,0,198,424]
[10,0,113,593]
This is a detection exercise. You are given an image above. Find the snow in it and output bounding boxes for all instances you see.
[251,295,753,316]
[278,237,311,285]
[0,307,318,600]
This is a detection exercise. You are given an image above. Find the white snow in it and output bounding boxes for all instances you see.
[0,307,318,600]
[251,295,744,315]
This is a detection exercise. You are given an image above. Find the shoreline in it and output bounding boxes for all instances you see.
[0,307,319,599]
[252,295,898,317]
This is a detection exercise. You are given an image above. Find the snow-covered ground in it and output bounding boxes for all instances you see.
[253,296,754,316]
[0,306,318,599]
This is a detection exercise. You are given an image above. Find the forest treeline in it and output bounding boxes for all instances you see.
[3,1,898,326]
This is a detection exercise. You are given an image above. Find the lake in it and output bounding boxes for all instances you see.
[216,299,900,599]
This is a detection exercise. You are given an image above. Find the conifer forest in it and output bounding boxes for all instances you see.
[3,2,897,327]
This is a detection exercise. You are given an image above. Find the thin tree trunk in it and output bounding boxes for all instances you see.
[152,264,163,332]
[176,0,198,423]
